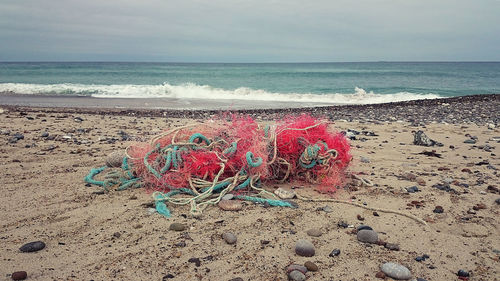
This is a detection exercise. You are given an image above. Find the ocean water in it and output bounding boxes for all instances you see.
[0,62,499,104]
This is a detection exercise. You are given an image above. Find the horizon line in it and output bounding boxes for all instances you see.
[1,60,500,64]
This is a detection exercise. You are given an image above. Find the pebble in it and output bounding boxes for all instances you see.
[19,241,46,252]
[380,262,412,280]
[329,248,341,257]
[169,223,186,231]
[106,151,125,168]
[113,232,121,238]
[464,139,476,144]
[295,239,315,257]
[375,271,386,279]
[188,257,201,267]
[360,156,371,163]
[288,270,306,281]
[218,200,242,211]
[496,198,500,204]
[416,177,426,186]
[304,261,318,271]
[385,243,400,251]
[11,271,27,280]
[221,194,234,200]
[287,264,308,274]
[357,229,378,244]
[433,206,444,213]
[274,187,296,199]
[41,131,49,137]
[222,232,237,244]
[457,269,470,277]
[228,278,243,281]
[306,228,322,237]
[321,205,333,213]
[406,186,420,193]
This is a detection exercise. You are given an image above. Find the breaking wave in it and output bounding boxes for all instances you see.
[0,83,442,105]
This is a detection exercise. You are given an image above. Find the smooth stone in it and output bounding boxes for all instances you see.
[357,225,373,231]
[11,271,27,280]
[306,228,322,237]
[464,139,476,144]
[106,151,125,168]
[228,278,243,281]
[41,132,49,137]
[385,243,400,251]
[274,187,296,199]
[433,206,444,213]
[329,248,341,257]
[321,205,333,213]
[222,232,237,244]
[169,223,186,231]
[357,229,378,244]
[19,241,45,252]
[221,194,234,201]
[218,200,242,211]
[288,270,306,281]
[457,269,470,277]
[380,262,412,280]
[304,261,318,271]
[295,239,315,257]
[287,264,307,274]
[360,156,371,163]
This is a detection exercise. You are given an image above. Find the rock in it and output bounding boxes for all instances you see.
[457,269,470,277]
[41,131,49,137]
[228,278,243,281]
[320,205,333,213]
[221,194,234,201]
[169,223,186,231]
[222,232,237,245]
[357,229,378,244]
[357,225,373,231]
[113,232,121,238]
[329,248,341,257]
[295,239,315,257]
[11,271,27,280]
[288,270,306,281]
[433,206,444,213]
[413,130,441,146]
[496,198,500,205]
[306,228,322,237]
[286,264,308,274]
[360,156,371,163]
[380,262,412,280]
[401,172,417,181]
[188,257,201,267]
[274,187,296,199]
[473,203,487,210]
[487,123,496,129]
[218,200,242,211]
[304,261,318,271]
[19,241,46,252]
[385,243,400,251]
[375,271,386,279]
[406,186,420,193]
[106,151,125,168]
[464,139,476,144]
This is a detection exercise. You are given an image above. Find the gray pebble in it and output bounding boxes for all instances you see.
[306,228,322,237]
[19,241,45,252]
[357,229,378,244]
[287,264,307,274]
[288,270,306,281]
[295,239,315,257]
[360,156,371,163]
[380,262,412,280]
[222,232,237,244]
[169,223,186,231]
[221,194,234,201]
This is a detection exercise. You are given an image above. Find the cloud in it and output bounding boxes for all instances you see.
[0,0,499,61]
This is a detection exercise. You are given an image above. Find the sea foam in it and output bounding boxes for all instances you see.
[0,83,442,105]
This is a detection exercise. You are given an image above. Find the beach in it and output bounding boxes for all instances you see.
[0,95,499,280]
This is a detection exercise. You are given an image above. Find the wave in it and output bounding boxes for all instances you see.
[0,82,443,105]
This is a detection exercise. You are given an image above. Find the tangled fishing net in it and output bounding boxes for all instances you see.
[85,113,352,217]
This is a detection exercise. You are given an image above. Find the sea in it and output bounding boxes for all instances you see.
[0,62,499,105]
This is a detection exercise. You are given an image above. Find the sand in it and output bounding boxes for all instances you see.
[0,99,499,281]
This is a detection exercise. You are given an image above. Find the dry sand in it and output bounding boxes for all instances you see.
[0,103,499,281]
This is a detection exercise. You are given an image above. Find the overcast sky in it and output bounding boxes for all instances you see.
[1,0,499,62]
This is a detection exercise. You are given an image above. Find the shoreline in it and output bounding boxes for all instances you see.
[1,93,498,124]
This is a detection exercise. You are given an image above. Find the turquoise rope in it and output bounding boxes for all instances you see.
[246,151,263,167]
[234,195,295,208]
[84,166,107,186]
[189,133,211,145]
[160,152,172,173]
[223,142,237,157]
[144,144,162,179]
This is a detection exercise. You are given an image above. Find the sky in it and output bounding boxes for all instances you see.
[1,0,499,62]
